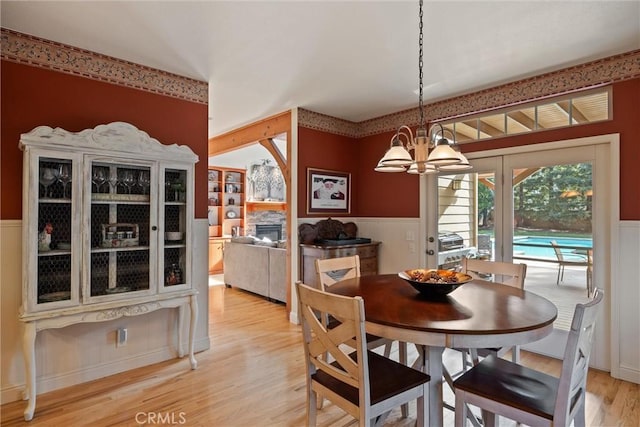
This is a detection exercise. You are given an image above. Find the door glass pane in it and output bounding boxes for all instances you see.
[90,161,151,296]
[437,171,495,270]
[37,157,73,304]
[511,162,593,331]
[164,168,187,287]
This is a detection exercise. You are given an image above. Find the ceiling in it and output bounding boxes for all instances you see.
[2,1,639,143]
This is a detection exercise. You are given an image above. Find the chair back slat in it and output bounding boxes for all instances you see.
[461,258,527,289]
[315,255,361,290]
[554,288,603,424]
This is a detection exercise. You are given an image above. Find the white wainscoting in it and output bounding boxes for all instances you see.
[0,219,210,404]
[352,218,422,273]
[613,221,640,383]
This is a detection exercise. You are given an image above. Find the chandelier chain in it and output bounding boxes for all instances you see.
[418,0,425,128]
[375,0,469,173]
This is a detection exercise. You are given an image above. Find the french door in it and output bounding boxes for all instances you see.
[426,143,610,364]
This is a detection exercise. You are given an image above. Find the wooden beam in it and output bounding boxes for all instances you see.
[479,177,495,190]
[476,120,506,138]
[513,167,540,186]
[208,110,291,156]
[507,111,535,130]
[557,100,589,124]
[258,138,289,181]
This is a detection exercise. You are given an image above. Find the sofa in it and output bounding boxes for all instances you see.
[223,239,286,303]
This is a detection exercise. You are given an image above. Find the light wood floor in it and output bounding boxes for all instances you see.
[2,285,638,426]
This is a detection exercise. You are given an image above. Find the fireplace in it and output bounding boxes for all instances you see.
[255,224,282,241]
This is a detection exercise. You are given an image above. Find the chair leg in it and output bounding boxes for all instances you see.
[416,389,427,427]
[556,264,562,285]
[399,341,409,418]
[461,350,469,372]
[512,345,520,363]
[308,389,317,427]
[454,389,467,427]
[574,400,586,427]
[383,342,392,358]
[316,394,324,409]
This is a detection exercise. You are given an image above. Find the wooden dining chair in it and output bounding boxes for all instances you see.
[453,288,603,427]
[315,256,399,358]
[295,281,430,427]
[315,256,408,415]
[459,258,527,368]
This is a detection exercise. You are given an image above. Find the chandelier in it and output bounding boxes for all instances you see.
[375,0,470,175]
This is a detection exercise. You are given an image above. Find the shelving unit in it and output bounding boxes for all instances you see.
[221,168,245,236]
[207,168,222,237]
[19,122,198,421]
[207,167,245,274]
[208,167,245,237]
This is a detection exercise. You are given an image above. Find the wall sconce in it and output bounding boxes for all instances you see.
[452,179,462,191]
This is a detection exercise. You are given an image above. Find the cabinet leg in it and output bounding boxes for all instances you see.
[177,305,185,358]
[23,322,37,421]
[189,294,198,369]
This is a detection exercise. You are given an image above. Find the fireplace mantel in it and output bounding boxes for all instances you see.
[246,201,286,213]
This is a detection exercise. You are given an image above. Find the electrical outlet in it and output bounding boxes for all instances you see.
[116,328,128,347]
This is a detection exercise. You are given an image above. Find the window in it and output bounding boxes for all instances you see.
[441,88,610,143]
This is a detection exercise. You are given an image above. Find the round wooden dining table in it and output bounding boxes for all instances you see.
[328,273,558,427]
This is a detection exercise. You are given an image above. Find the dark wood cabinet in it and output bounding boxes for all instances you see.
[299,242,381,288]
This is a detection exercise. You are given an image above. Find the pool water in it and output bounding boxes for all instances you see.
[512,236,592,259]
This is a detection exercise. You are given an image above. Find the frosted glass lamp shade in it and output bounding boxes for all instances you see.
[426,142,460,165]
[379,145,413,166]
[438,151,472,171]
[374,161,406,172]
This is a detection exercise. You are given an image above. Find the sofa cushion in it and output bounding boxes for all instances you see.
[231,236,255,244]
[254,238,278,248]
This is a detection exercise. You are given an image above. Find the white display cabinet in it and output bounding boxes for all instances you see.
[19,122,198,421]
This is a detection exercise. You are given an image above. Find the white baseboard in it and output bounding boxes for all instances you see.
[617,365,640,385]
[1,336,209,405]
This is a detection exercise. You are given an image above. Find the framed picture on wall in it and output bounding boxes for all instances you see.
[307,168,351,214]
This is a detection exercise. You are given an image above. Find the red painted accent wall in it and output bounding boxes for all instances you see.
[356,130,420,217]
[297,127,360,217]
[1,60,209,221]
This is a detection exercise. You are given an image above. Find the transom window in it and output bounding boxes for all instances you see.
[442,88,610,143]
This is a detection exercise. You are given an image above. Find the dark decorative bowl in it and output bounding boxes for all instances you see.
[398,269,473,297]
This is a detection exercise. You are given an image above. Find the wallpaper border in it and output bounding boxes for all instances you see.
[1,28,208,105]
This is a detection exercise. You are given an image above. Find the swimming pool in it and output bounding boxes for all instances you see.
[513,236,592,259]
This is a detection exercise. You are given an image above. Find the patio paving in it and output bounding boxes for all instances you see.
[520,259,592,330]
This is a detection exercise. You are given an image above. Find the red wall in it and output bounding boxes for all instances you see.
[297,127,361,217]
[355,78,640,220]
[356,130,420,217]
[1,60,209,220]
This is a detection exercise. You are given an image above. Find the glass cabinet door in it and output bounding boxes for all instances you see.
[160,166,191,292]
[31,153,80,310]
[85,158,156,301]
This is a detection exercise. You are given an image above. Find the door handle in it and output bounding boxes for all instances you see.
[427,250,435,255]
